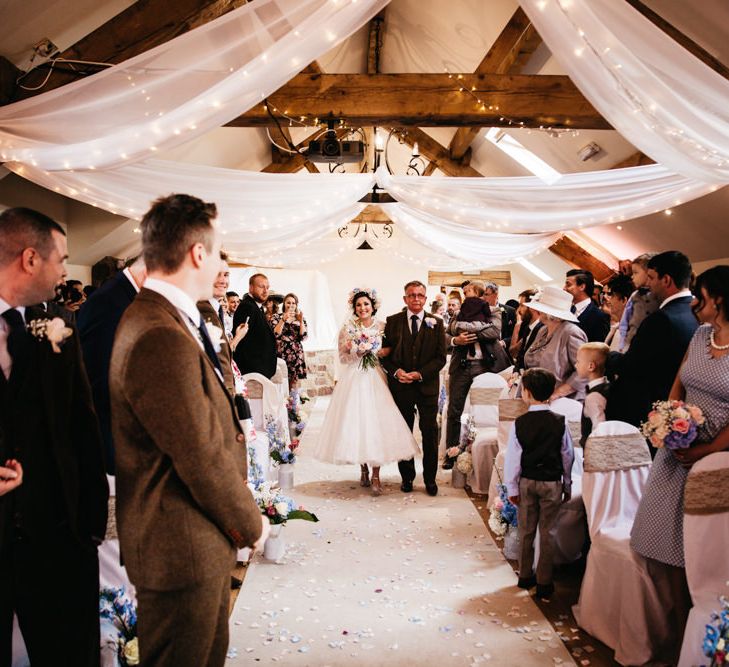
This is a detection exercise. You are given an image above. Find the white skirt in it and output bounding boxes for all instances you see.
[308,362,420,467]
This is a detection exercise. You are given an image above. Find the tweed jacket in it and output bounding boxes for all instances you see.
[197,299,235,396]
[110,289,262,591]
[381,311,446,397]
[524,320,588,398]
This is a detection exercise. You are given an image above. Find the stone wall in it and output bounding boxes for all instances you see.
[299,349,336,398]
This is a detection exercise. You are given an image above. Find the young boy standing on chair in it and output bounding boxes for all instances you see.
[504,367,574,599]
[575,342,611,447]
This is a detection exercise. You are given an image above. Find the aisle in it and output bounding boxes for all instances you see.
[228,399,576,666]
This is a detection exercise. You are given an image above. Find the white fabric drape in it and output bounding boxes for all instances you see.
[377,165,717,233]
[0,0,389,171]
[520,0,729,184]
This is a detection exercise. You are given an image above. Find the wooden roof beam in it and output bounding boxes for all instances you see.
[548,236,615,283]
[367,10,387,74]
[227,73,610,129]
[449,8,542,160]
[390,127,482,177]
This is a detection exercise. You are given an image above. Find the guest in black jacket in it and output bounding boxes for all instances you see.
[77,257,146,474]
[606,251,698,439]
[564,269,611,342]
[232,273,278,378]
[483,281,517,347]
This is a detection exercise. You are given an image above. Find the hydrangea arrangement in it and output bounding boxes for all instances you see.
[446,415,477,461]
[249,481,318,525]
[100,587,138,666]
[267,416,297,465]
[287,388,308,436]
[641,399,705,450]
[488,483,518,537]
[703,597,729,665]
[456,450,473,475]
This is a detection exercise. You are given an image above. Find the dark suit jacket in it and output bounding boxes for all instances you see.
[77,270,137,474]
[499,302,517,346]
[381,311,446,398]
[577,301,611,342]
[0,308,108,547]
[197,300,235,396]
[606,295,698,427]
[110,289,262,591]
[232,293,277,378]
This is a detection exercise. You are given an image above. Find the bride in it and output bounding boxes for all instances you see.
[309,288,420,495]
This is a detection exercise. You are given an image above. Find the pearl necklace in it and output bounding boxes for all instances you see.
[710,329,729,351]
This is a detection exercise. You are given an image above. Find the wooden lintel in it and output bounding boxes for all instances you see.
[428,270,512,287]
[610,151,655,170]
[625,0,729,81]
[351,205,391,224]
[226,73,610,129]
[450,8,542,159]
[391,127,482,177]
[548,236,615,283]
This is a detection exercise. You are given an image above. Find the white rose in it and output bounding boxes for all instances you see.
[123,637,140,665]
[274,502,289,517]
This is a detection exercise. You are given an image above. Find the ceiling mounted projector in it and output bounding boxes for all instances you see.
[308,119,364,163]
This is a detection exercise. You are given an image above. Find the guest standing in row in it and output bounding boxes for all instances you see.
[271,293,308,389]
[232,273,278,379]
[564,269,611,342]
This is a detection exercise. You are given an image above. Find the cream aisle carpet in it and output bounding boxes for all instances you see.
[228,398,576,667]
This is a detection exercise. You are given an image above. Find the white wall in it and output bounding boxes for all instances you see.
[66,264,92,284]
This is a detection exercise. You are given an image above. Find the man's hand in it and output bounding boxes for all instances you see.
[403,371,422,382]
[562,488,571,503]
[0,459,23,496]
[395,369,414,383]
[252,515,271,552]
[508,495,519,506]
[453,332,477,346]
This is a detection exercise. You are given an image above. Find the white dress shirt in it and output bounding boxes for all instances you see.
[122,267,141,293]
[573,297,591,317]
[406,309,424,336]
[659,289,693,310]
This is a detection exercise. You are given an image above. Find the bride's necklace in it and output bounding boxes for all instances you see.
[710,329,729,350]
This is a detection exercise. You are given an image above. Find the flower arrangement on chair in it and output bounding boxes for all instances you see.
[703,597,729,665]
[267,416,298,465]
[100,587,138,666]
[287,388,308,437]
[249,481,318,525]
[445,415,477,473]
[641,399,705,449]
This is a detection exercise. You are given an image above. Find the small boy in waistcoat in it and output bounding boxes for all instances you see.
[575,342,611,447]
[504,367,574,599]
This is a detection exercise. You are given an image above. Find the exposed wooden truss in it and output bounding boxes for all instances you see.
[428,270,512,287]
[225,73,610,129]
[548,236,616,283]
[367,10,387,75]
[390,127,482,177]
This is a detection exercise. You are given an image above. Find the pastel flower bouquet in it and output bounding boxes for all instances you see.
[703,597,729,666]
[347,323,382,371]
[100,587,138,666]
[446,415,477,471]
[267,416,297,465]
[249,481,318,525]
[287,388,308,436]
[488,483,518,537]
[640,399,705,450]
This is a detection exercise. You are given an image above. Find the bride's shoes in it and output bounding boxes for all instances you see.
[360,465,371,487]
[371,474,382,496]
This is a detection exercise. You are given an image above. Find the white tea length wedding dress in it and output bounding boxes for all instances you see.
[309,319,420,466]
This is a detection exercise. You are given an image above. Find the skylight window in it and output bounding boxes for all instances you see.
[485,128,562,185]
[517,257,553,282]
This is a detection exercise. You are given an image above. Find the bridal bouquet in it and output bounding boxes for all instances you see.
[488,483,518,537]
[640,399,705,450]
[347,323,382,371]
[100,587,138,666]
[703,597,729,666]
[249,481,319,525]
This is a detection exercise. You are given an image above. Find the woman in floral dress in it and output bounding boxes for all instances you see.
[271,293,308,388]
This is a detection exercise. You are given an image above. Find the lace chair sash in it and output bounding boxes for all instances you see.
[105,496,118,541]
[584,433,651,472]
[498,398,529,421]
[568,421,582,447]
[469,387,503,406]
[246,379,264,399]
[684,468,729,515]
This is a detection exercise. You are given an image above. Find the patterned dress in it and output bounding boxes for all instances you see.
[631,325,729,567]
[271,313,308,381]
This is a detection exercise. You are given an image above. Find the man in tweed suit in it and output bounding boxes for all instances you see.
[381,280,447,495]
[110,194,268,667]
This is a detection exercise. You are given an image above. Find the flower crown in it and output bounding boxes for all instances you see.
[347,287,380,311]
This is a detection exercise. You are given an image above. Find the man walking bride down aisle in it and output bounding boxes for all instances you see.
[304,281,446,496]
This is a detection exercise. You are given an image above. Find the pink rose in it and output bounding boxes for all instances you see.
[687,405,704,424]
[647,411,663,427]
[672,418,690,434]
[650,434,664,448]
[493,499,504,512]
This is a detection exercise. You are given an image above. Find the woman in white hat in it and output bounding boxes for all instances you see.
[523,285,588,400]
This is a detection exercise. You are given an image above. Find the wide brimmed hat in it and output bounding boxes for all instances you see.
[527,285,579,323]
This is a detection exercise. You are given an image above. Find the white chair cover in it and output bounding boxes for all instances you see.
[243,372,290,442]
[466,373,508,494]
[271,357,290,398]
[487,398,529,502]
[678,452,729,667]
[573,421,669,666]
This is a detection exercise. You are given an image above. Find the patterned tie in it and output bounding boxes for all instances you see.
[218,304,225,324]
[197,316,224,376]
[411,314,419,337]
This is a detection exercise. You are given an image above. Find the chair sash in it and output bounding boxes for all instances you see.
[469,387,503,405]
[498,398,528,421]
[568,421,582,447]
[245,379,264,399]
[684,467,729,515]
[584,433,651,472]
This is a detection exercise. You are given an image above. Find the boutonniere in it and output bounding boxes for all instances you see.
[28,317,73,353]
[204,321,224,353]
[424,317,437,329]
